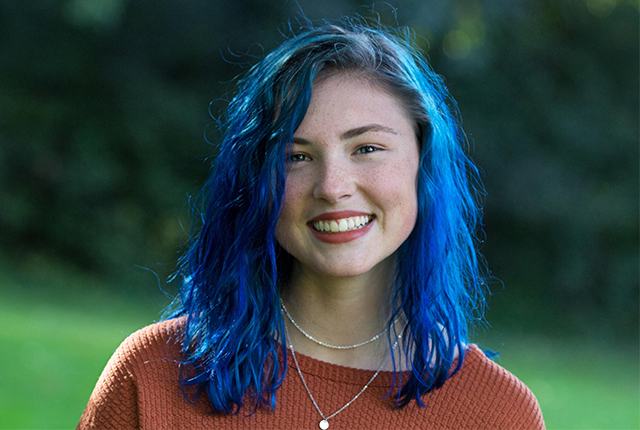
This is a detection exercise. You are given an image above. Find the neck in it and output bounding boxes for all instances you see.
[281,259,406,370]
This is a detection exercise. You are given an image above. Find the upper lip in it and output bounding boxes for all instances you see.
[308,210,372,222]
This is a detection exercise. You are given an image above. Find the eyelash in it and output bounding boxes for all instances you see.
[355,145,379,154]
[288,146,381,163]
[289,153,310,163]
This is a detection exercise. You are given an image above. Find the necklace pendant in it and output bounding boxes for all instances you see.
[319,419,329,429]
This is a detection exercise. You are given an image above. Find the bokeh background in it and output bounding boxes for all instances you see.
[1,0,638,429]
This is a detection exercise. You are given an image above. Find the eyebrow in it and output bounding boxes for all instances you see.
[292,123,399,145]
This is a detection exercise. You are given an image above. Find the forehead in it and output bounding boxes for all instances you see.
[294,73,414,137]
[312,71,400,105]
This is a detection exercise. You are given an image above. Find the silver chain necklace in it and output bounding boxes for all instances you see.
[283,315,401,430]
[280,298,399,349]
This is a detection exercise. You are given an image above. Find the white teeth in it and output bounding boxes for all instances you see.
[312,215,372,233]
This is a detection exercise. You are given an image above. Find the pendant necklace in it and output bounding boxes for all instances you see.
[280,298,400,349]
[283,314,401,429]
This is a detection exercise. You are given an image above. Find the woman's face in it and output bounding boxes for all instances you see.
[275,73,421,279]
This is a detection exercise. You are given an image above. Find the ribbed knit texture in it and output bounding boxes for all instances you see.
[78,319,545,430]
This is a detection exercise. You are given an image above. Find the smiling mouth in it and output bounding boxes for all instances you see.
[311,215,373,233]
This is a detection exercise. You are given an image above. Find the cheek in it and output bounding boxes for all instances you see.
[275,177,305,246]
[279,177,304,218]
[395,181,419,231]
[403,165,420,228]
[373,162,419,231]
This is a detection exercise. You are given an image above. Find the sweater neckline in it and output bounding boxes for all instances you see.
[285,344,479,388]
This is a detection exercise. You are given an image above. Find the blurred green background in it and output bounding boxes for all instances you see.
[0,0,638,429]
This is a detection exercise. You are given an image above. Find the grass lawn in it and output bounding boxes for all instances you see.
[0,265,638,429]
[0,264,168,430]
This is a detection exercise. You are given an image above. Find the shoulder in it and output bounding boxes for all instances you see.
[77,318,186,430]
[103,317,186,395]
[100,318,186,379]
[442,344,545,429]
[459,344,532,394]
[116,318,185,361]
[417,344,545,430]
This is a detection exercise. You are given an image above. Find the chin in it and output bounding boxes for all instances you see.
[321,268,373,279]
[310,260,380,279]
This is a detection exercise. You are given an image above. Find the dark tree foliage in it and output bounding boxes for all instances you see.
[0,0,637,338]
[425,0,639,337]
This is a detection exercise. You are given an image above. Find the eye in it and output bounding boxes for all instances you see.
[355,145,380,155]
[289,153,310,163]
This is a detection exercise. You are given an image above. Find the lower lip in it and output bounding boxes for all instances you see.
[308,219,375,244]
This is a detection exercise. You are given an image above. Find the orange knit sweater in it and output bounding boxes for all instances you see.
[78,319,544,430]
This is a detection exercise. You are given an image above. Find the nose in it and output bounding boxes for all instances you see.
[313,157,356,203]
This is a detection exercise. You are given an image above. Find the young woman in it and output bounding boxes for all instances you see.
[79,19,544,430]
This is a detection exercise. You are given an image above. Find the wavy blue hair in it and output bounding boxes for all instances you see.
[167,18,488,413]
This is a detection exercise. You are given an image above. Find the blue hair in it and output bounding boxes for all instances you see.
[166,18,488,413]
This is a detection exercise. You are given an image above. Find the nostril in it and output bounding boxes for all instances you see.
[313,171,356,202]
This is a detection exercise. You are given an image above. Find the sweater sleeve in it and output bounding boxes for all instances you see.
[468,346,546,430]
[77,333,141,430]
[485,369,545,430]
[509,384,545,430]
